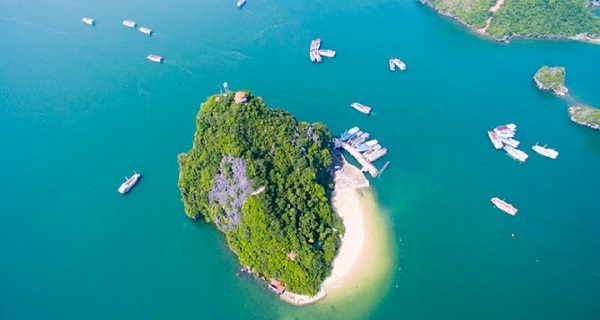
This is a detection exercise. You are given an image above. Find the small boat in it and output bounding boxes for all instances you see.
[314,51,322,63]
[350,102,372,115]
[494,123,517,133]
[495,130,515,138]
[350,132,370,148]
[389,59,396,71]
[138,27,152,35]
[392,58,406,71]
[491,197,518,216]
[118,172,141,194]
[379,161,391,175]
[237,0,246,7]
[504,145,528,162]
[82,17,95,26]
[356,139,379,152]
[340,126,360,141]
[310,51,317,62]
[531,143,559,159]
[363,144,382,157]
[122,20,136,28]
[487,131,503,149]
[318,49,336,58]
[365,148,388,162]
[147,54,163,63]
[310,39,321,52]
[497,137,520,148]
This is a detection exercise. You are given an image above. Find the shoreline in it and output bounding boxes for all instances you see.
[280,157,391,306]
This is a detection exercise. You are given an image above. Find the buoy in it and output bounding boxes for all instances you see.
[511,233,515,238]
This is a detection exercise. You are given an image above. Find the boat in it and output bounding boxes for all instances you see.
[494,123,517,133]
[504,145,528,162]
[346,131,363,145]
[237,0,246,7]
[531,143,559,159]
[122,20,136,28]
[309,38,321,52]
[491,197,518,216]
[350,132,370,148]
[314,52,322,63]
[356,139,379,152]
[379,161,391,175]
[389,59,396,71]
[147,54,163,63]
[118,172,141,194]
[497,137,520,148]
[365,148,388,162]
[392,58,406,71]
[350,102,372,115]
[310,51,318,62]
[495,130,515,138]
[363,144,382,157]
[82,17,95,26]
[487,131,503,149]
[318,49,336,58]
[340,126,360,141]
[138,27,152,35]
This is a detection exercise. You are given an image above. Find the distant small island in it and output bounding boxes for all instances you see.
[418,0,600,43]
[568,106,600,131]
[533,66,568,96]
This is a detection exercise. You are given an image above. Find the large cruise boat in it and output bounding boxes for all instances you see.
[491,197,518,216]
[504,145,528,162]
[82,17,95,26]
[118,172,141,194]
[392,58,406,71]
[122,20,136,28]
[237,0,246,7]
[356,139,378,152]
[138,27,152,35]
[350,102,372,115]
[498,137,520,148]
[147,54,163,63]
[487,130,503,149]
[531,143,559,159]
[340,126,360,141]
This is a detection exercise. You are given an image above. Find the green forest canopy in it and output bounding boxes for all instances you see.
[177,91,344,295]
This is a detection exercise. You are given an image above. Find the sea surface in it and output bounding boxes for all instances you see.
[1,1,600,319]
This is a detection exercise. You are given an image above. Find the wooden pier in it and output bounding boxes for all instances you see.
[334,139,379,178]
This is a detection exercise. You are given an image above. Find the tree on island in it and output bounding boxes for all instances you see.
[533,66,568,96]
[177,91,344,295]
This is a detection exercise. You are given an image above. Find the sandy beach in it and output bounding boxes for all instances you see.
[280,156,392,306]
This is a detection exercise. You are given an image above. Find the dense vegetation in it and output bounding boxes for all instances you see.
[178,91,344,295]
[569,106,600,130]
[533,66,567,95]
[487,0,600,38]
[424,0,600,39]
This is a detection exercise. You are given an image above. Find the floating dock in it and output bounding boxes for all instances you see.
[334,139,379,178]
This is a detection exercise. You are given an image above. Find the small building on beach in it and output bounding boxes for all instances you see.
[269,279,286,295]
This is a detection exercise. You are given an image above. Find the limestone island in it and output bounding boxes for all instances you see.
[178,90,381,305]
[568,105,600,131]
[533,66,568,96]
[418,0,600,43]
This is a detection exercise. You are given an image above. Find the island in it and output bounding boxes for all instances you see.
[178,90,389,304]
[568,105,600,131]
[418,0,600,43]
[533,66,568,96]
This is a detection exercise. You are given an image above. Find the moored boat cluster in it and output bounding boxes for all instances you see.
[309,39,336,63]
[339,126,388,164]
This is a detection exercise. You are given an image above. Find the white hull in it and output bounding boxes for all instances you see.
[392,58,406,71]
[389,59,396,71]
[487,131,503,149]
[237,0,246,7]
[532,144,558,159]
[318,49,336,58]
[147,54,163,63]
[139,27,152,35]
[498,137,520,148]
[122,20,136,28]
[82,18,94,26]
[118,173,141,194]
[504,146,528,162]
[491,197,518,216]
[350,102,371,114]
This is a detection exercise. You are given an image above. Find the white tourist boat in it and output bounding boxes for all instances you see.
[491,197,518,216]
[494,123,517,133]
[487,130,503,149]
[392,58,406,71]
[237,0,246,7]
[309,38,321,52]
[340,126,360,141]
[118,172,141,194]
[497,137,520,148]
[318,49,336,58]
[365,148,388,162]
[389,59,396,71]
[356,139,379,152]
[350,102,372,115]
[363,144,382,157]
[531,143,559,159]
[81,17,95,26]
[495,130,515,138]
[147,54,163,63]
[138,27,152,35]
[122,20,136,28]
[504,145,528,162]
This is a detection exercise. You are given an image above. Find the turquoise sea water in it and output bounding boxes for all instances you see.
[2,1,600,319]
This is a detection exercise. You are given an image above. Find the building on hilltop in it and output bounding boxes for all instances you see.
[234,91,247,104]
